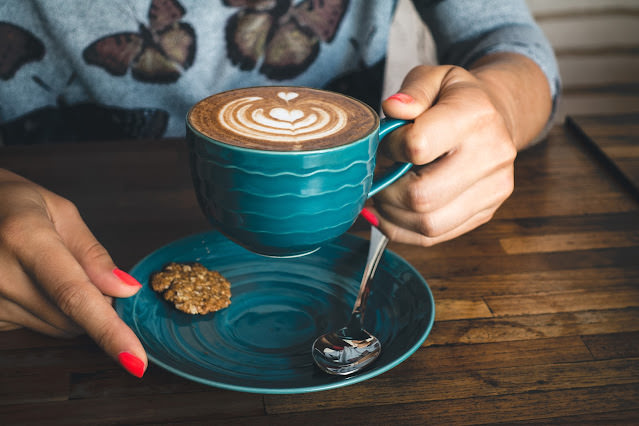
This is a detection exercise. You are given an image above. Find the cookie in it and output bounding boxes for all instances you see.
[150,262,231,315]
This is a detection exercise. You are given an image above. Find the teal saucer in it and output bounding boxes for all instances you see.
[114,231,435,394]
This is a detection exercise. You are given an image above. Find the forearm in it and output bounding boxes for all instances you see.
[412,0,560,148]
[470,52,553,150]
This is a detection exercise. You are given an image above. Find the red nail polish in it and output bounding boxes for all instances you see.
[386,93,413,104]
[118,352,145,378]
[360,208,380,227]
[113,268,142,287]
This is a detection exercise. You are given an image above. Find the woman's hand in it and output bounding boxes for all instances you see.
[0,169,147,377]
[373,53,552,246]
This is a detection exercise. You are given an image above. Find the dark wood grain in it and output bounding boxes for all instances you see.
[566,113,639,196]
[0,119,638,425]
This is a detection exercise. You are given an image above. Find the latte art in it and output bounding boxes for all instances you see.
[188,87,378,151]
[219,92,348,142]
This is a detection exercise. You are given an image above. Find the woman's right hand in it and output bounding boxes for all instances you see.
[0,168,148,377]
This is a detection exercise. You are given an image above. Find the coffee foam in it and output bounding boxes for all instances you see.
[188,87,378,151]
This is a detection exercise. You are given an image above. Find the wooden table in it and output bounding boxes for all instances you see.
[1,116,638,424]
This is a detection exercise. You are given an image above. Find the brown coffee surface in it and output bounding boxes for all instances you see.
[188,86,378,151]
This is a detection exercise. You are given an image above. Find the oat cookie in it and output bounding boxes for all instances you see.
[150,262,231,314]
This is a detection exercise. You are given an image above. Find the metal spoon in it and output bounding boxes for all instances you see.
[312,225,388,375]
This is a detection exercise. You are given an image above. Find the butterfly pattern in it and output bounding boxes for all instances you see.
[0,22,45,80]
[224,0,349,80]
[82,0,196,84]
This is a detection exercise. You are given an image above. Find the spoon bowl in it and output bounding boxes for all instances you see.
[311,319,382,376]
[312,225,388,375]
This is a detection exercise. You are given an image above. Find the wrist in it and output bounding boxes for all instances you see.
[470,52,552,150]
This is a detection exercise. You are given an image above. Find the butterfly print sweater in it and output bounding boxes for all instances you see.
[0,0,559,145]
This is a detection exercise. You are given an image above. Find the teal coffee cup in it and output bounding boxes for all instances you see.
[186,86,411,257]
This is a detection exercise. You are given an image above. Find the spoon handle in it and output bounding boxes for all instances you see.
[351,226,389,322]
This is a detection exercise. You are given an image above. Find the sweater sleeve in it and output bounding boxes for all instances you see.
[411,0,561,124]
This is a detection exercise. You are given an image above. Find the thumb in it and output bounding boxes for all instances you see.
[381,65,450,120]
[380,65,452,162]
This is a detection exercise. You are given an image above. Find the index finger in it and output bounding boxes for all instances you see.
[15,214,147,377]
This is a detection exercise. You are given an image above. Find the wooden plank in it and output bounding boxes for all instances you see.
[568,114,639,144]
[265,360,639,415]
[509,126,639,210]
[522,126,614,169]
[404,214,639,262]
[499,231,639,254]
[2,121,638,424]
[0,329,89,351]
[0,368,69,406]
[405,336,593,374]
[1,140,192,190]
[435,298,493,321]
[260,384,639,425]
[527,0,639,16]
[0,391,265,425]
[567,114,639,194]
[511,167,635,193]
[475,213,639,240]
[485,287,639,316]
[0,344,113,371]
[427,308,639,346]
[556,93,639,123]
[582,331,639,360]
[538,15,639,52]
[428,267,639,298]
[68,366,212,400]
[511,409,639,425]
[402,246,639,282]
[557,54,639,89]
[500,190,639,217]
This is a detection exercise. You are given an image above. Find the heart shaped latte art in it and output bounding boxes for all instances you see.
[277,92,299,102]
[218,93,348,143]
[269,107,304,123]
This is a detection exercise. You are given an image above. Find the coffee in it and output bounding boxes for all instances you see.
[187,86,378,151]
[186,86,410,256]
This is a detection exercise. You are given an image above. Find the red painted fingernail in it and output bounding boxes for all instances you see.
[386,93,413,104]
[118,352,145,378]
[360,208,379,227]
[113,268,142,287]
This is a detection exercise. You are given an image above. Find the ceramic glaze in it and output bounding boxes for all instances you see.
[114,231,435,394]
[187,87,411,257]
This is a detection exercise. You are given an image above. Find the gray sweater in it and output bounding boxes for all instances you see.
[0,0,559,144]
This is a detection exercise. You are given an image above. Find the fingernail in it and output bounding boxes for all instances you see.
[118,352,145,378]
[386,93,413,104]
[360,208,380,227]
[113,268,142,287]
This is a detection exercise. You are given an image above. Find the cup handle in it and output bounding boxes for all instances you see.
[368,117,412,198]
